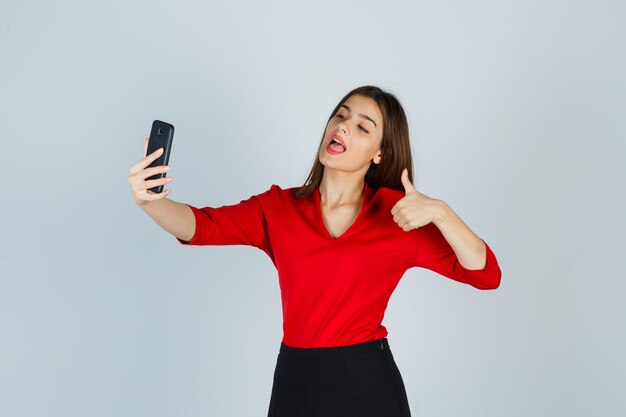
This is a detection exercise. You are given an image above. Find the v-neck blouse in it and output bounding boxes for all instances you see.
[314,180,370,240]
[177,182,502,348]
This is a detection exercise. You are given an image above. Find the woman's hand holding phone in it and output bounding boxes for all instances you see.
[128,137,173,206]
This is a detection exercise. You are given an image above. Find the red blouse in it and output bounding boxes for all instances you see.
[176,181,501,348]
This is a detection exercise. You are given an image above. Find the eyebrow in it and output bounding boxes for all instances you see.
[340,104,378,128]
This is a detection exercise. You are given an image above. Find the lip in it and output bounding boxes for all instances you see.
[330,134,347,149]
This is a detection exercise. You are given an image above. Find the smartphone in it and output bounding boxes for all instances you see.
[146,120,175,193]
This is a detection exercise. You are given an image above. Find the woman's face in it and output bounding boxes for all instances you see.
[319,94,384,172]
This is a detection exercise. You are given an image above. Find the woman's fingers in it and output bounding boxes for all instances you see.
[128,165,171,188]
[141,176,173,191]
[129,146,164,175]
[141,188,172,200]
[128,165,172,186]
[130,176,173,203]
[129,137,173,206]
[139,164,171,180]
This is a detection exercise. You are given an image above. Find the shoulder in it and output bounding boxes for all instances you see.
[253,183,303,205]
[267,183,301,196]
[370,184,404,205]
[376,185,403,197]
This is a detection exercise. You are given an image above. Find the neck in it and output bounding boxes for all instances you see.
[318,171,366,207]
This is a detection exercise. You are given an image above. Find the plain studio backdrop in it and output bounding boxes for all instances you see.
[1,0,624,416]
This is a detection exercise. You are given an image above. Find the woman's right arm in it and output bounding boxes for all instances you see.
[140,198,195,243]
[128,137,195,242]
[129,137,273,255]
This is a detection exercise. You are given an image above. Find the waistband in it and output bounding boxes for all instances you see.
[279,337,390,359]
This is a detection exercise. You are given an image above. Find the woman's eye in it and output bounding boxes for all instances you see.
[335,114,369,134]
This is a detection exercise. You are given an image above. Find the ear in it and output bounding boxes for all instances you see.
[373,150,383,164]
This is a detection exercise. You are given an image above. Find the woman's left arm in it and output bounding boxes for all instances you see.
[392,168,502,289]
[432,202,488,270]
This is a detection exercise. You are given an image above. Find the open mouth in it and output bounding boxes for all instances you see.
[328,137,346,153]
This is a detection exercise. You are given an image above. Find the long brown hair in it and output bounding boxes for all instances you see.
[294,85,413,198]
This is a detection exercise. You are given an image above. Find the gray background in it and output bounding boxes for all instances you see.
[1,0,624,416]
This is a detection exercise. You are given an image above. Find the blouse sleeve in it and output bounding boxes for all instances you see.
[414,222,502,290]
[176,186,273,257]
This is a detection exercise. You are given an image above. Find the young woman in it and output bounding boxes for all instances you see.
[128,85,502,417]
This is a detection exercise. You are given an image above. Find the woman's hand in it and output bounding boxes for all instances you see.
[128,137,173,206]
[391,168,444,231]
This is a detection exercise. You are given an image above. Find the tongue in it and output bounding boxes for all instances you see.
[330,142,346,152]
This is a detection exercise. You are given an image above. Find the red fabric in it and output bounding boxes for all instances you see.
[177,181,502,348]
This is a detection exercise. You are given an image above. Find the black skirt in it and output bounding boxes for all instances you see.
[267,337,412,417]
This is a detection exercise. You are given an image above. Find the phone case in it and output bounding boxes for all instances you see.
[146,119,175,193]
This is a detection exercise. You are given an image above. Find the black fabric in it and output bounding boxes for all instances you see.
[267,337,412,417]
